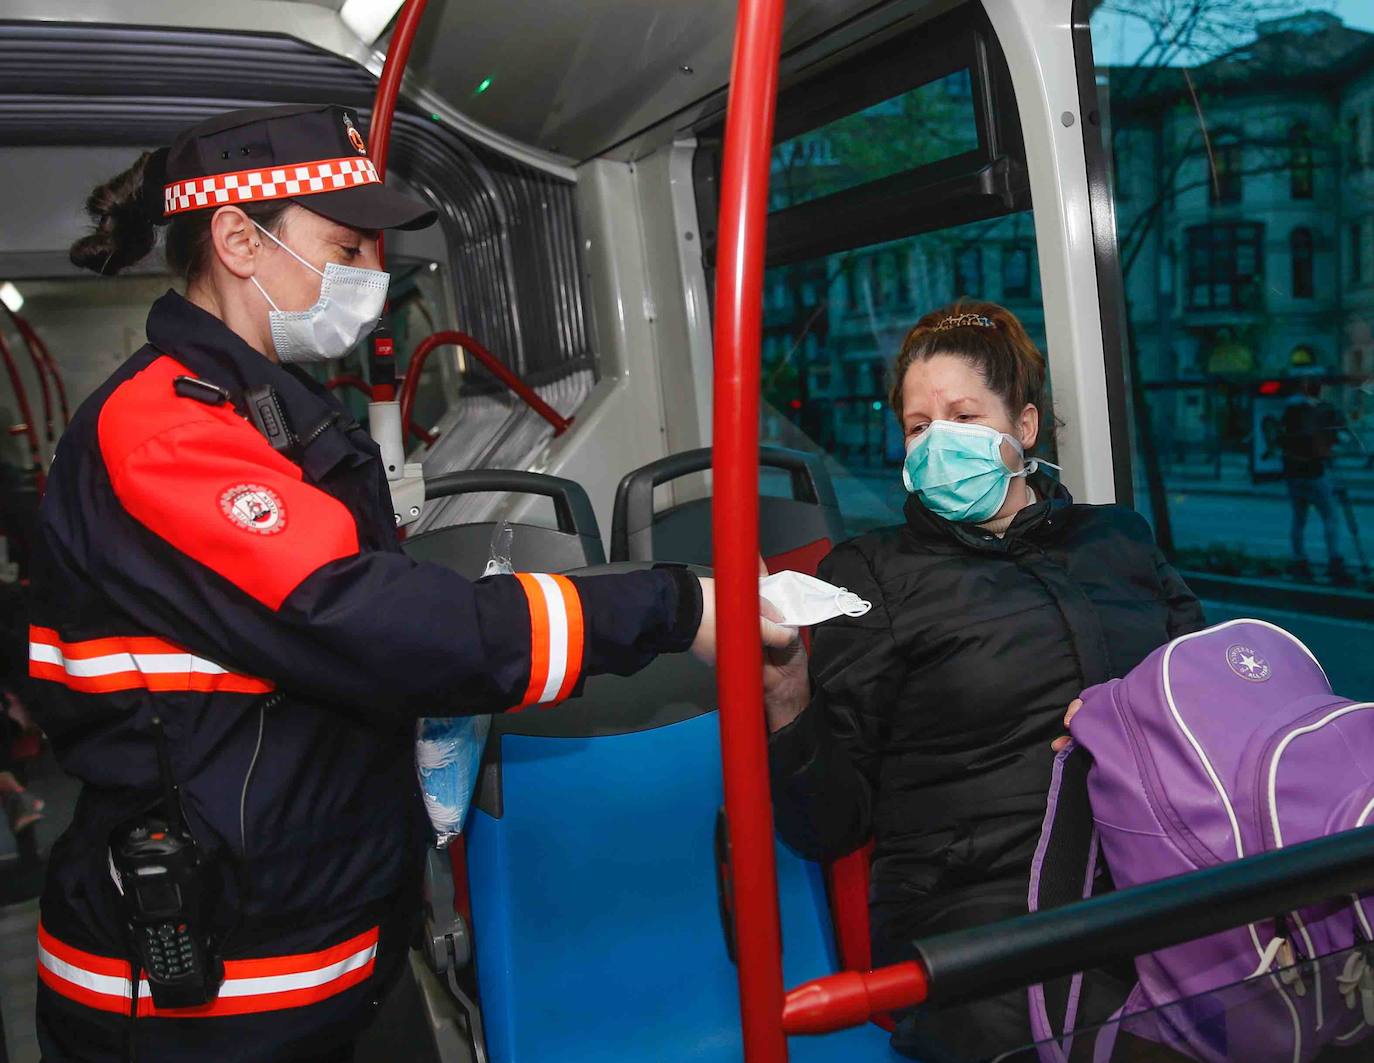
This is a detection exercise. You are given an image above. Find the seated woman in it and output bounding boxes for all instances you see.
[765,300,1204,1061]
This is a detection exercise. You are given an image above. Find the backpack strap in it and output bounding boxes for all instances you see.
[1028,743,1101,1063]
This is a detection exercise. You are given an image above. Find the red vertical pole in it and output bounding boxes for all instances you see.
[712,0,788,1060]
[365,0,429,286]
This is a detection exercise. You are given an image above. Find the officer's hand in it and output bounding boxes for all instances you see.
[761,599,808,733]
[690,576,794,665]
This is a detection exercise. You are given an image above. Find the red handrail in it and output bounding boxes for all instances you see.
[0,328,45,495]
[324,373,372,398]
[366,0,428,291]
[365,0,426,185]
[781,963,927,1036]
[711,0,788,1059]
[399,331,571,444]
[14,314,69,428]
[325,374,436,445]
[4,308,54,442]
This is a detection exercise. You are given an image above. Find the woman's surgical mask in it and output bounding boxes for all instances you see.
[902,419,1055,524]
[250,222,389,364]
[759,570,871,628]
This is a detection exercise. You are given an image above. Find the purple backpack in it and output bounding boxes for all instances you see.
[1029,619,1374,1063]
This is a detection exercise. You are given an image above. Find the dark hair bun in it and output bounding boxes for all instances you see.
[69,151,158,276]
[889,298,1053,450]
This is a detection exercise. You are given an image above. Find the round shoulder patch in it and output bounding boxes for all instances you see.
[1226,643,1271,683]
[220,483,288,535]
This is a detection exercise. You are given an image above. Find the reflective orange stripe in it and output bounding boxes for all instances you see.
[28,625,274,695]
[515,572,551,707]
[512,573,584,709]
[37,922,378,1018]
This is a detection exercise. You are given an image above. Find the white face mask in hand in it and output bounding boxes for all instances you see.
[759,570,872,628]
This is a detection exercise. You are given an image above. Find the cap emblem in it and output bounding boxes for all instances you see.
[342,113,368,156]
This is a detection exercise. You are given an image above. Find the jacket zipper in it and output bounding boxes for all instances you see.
[239,692,283,859]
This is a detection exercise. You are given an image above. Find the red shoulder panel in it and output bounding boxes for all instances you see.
[97,356,360,610]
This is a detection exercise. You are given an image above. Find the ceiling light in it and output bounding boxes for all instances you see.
[340,0,406,45]
[0,283,22,314]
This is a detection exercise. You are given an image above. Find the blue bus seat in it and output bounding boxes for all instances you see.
[406,461,895,1060]
[466,704,898,1062]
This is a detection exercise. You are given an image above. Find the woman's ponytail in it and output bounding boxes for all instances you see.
[69,151,161,276]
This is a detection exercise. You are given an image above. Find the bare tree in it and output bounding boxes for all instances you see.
[1091,0,1328,551]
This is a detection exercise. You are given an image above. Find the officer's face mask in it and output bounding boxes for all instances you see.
[759,570,871,628]
[902,419,1057,524]
[250,222,389,364]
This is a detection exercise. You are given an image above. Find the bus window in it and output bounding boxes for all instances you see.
[697,3,1040,537]
[1086,4,1374,694]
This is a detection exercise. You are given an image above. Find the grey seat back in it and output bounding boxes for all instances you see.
[403,470,605,579]
[609,446,844,565]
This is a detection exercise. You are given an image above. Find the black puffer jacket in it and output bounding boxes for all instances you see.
[768,477,1204,1059]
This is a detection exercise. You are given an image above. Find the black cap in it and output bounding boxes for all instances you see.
[146,104,436,232]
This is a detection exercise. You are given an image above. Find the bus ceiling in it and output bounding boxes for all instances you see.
[0,0,1124,508]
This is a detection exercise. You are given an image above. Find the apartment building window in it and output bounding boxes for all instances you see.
[955,245,982,297]
[1186,223,1263,310]
[1291,227,1314,297]
[1209,136,1243,205]
[1003,244,1031,298]
[1289,123,1314,199]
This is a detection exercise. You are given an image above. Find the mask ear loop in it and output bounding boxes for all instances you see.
[834,588,873,618]
[1022,457,1062,478]
[250,276,282,312]
[999,432,1061,480]
[252,220,326,279]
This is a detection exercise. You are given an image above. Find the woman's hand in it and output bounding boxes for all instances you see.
[690,576,796,665]
[1050,698,1084,752]
[761,599,809,733]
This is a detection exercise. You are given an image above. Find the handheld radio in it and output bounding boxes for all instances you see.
[109,717,224,1009]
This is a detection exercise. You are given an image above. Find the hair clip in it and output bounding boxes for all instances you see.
[933,313,995,331]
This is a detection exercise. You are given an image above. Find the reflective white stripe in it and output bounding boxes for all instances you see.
[529,573,569,704]
[37,938,378,1002]
[37,940,140,999]
[30,641,231,678]
[213,942,377,998]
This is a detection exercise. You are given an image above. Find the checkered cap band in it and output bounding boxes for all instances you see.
[163,157,380,217]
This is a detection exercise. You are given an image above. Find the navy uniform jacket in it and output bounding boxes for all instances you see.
[30,291,700,1062]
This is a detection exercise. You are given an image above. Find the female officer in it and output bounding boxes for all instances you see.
[31,103,783,1062]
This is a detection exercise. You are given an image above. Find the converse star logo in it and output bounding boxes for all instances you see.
[220,483,287,535]
[1226,644,1271,682]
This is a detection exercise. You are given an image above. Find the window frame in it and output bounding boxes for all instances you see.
[693,2,1030,272]
[1070,0,1136,508]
